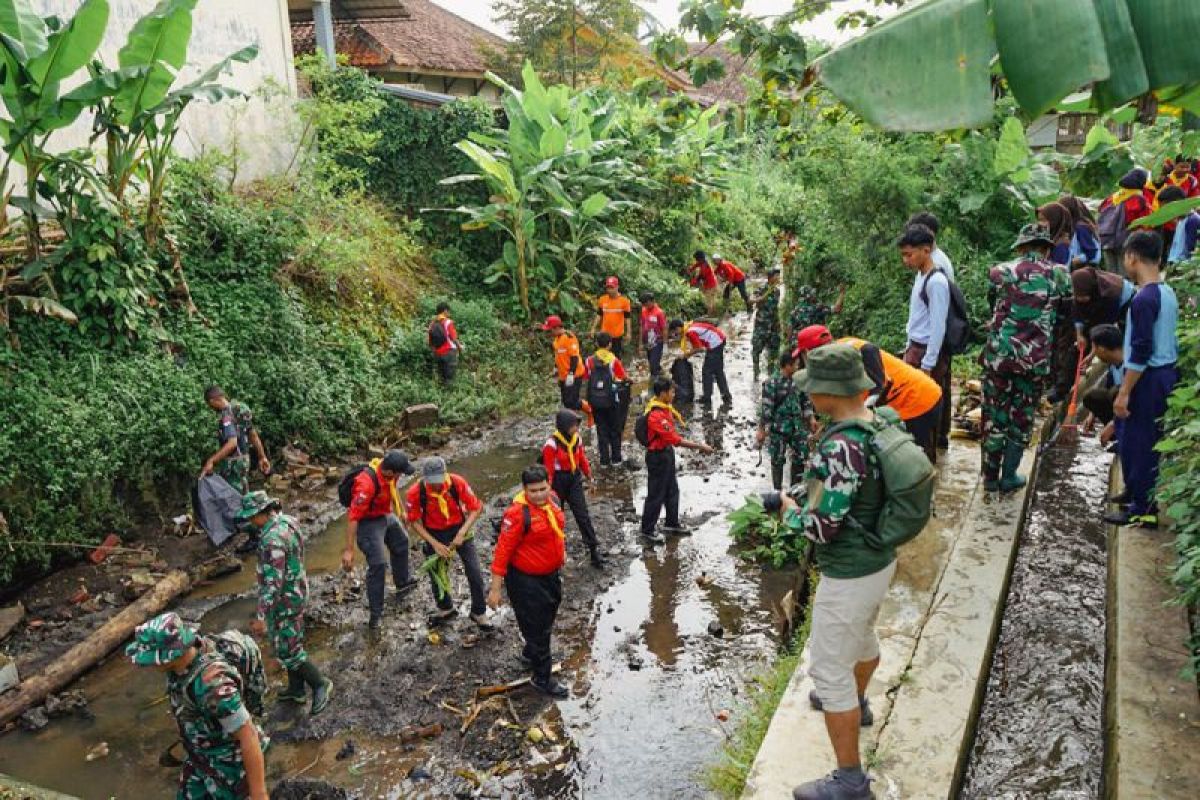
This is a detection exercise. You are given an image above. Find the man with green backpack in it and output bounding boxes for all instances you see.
[777,344,934,800]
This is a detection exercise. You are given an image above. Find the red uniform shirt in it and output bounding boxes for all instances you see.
[404,473,481,530]
[646,404,683,451]
[684,321,726,351]
[490,493,567,577]
[584,353,627,381]
[714,259,745,283]
[689,260,717,290]
[347,466,394,522]
[641,304,666,348]
[429,315,458,357]
[1165,173,1200,199]
[542,432,592,481]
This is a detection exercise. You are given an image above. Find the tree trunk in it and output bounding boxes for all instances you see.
[515,227,531,319]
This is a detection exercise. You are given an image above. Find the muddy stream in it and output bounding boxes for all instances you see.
[0,315,799,799]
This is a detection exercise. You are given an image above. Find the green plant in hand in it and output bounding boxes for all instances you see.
[418,529,475,601]
[728,494,805,568]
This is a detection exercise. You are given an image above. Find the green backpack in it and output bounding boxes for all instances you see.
[822,407,934,550]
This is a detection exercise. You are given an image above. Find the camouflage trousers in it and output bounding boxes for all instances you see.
[981,370,1040,478]
[752,326,781,372]
[768,433,808,491]
[216,454,250,494]
[178,748,247,800]
[267,612,308,671]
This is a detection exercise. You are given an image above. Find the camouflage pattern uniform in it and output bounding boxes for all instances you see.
[786,285,833,342]
[752,285,782,372]
[979,257,1070,481]
[256,513,309,671]
[215,401,254,493]
[759,369,813,490]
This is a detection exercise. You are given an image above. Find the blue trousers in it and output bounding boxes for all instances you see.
[1115,365,1178,516]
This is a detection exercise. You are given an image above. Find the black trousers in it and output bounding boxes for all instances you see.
[609,336,624,359]
[646,342,664,377]
[1082,385,1118,425]
[559,380,581,410]
[356,515,413,618]
[641,448,680,535]
[905,403,940,464]
[552,471,599,550]
[506,567,561,682]
[593,405,623,464]
[421,523,487,616]
[435,351,457,383]
[701,345,731,401]
[723,280,751,310]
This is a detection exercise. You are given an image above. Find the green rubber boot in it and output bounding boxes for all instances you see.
[277,669,306,704]
[999,442,1027,493]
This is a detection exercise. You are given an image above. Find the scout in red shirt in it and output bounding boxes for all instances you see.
[428,302,464,384]
[689,250,719,316]
[488,465,570,698]
[405,456,489,626]
[541,409,605,568]
[712,253,751,311]
[673,318,732,405]
[638,376,715,544]
[639,291,668,377]
[340,450,417,629]
[584,331,630,470]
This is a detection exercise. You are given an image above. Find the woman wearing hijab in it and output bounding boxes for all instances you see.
[1156,185,1200,264]
[1098,169,1156,271]
[1070,266,1136,347]
[1059,194,1102,268]
[1037,202,1076,267]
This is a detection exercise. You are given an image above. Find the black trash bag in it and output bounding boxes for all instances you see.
[192,474,243,547]
[670,357,695,403]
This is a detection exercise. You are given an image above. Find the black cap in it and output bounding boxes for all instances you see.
[381,449,415,475]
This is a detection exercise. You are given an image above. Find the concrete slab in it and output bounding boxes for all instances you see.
[1107,520,1200,799]
[0,773,79,799]
[742,441,1004,799]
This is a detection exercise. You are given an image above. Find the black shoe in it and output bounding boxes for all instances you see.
[590,551,607,569]
[311,678,333,716]
[429,608,458,626]
[662,524,692,536]
[721,394,733,405]
[393,578,419,599]
[1103,509,1132,526]
[470,612,494,631]
[278,670,306,704]
[367,614,382,630]
[808,690,873,727]
[530,677,569,698]
[1106,490,1130,505]
[697,395,713,405]
[937,438,950,450]
[599,460,612,467]
[641,530,666,545]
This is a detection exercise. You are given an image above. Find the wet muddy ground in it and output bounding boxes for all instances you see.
[0,313,799,798]
[960,440,1111,798]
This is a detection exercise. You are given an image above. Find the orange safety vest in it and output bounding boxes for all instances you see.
[838,337,942,421]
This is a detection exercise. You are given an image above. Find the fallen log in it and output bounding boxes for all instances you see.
[0,554,239,727]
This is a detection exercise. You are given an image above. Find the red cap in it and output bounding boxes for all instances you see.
[605,276,619,288]
[540,315,563,331]
[793,324,833,356]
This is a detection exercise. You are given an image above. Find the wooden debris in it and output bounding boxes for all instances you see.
[88,534,122,564]
[475,663,562,700]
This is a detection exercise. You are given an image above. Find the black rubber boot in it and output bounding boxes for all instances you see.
[297,661,333,716]
[999,442,1027,494]
[588,545,607,569]
[771,461,784,492]
[278,669,306,704]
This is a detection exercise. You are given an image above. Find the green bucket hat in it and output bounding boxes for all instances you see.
[795,343,875,397]
[1012,223,1054,250]
[236,490,279,521]
[125,612,198,666]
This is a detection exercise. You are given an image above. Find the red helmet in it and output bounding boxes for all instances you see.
[540,315,563,331]
[793,324,833,355]
[605,276,619,288]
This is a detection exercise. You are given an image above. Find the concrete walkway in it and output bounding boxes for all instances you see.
[743,439,1034,800]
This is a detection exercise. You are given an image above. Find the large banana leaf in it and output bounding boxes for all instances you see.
[0,0,45,59]
[993,0,1109,117]
[1091,0,1148,108]
[154,43,257,111]
[114,0,198,124]
[815,0,996,132]
[27,0,107,87]
[1126,0,1200,89]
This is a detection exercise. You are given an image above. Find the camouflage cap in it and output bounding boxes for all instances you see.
[235,490,279,521]
[125,612,198,666]
[794,343,874,397]
[1012,223,1054,249]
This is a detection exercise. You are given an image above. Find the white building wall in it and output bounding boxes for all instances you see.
[30,0,298,181]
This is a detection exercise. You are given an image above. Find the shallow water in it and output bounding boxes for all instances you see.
[959,441,1111,798]
[0,313,796,799]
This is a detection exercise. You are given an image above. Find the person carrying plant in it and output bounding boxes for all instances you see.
[752,268,782,374]
[541,315,585,410]
[240,491,332,716]
[671,318,732,405]
[201,385,271,553]
[126,613,269,800]
[585,332,629,470]
[542,409,605,568]
[405,456,489,625]
[979,224,1069,495]
[898,224,954,450]
[488,465,570,698]
[1105,230,1179,529]
[639,292,668,378]
[757,351,815,491]
[591,276,631,358]
[340,450,420,630]
[688,250,719,316]
[428,301,463,384]
[712,253,751,311]
[777,343,932,800]
[638,375,716,544]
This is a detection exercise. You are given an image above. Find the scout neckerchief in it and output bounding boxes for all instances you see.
[553,431,581,472]
[427,476,455,519]
[1108,187,1143,207]
[680,321,693,352]
[593,347,616,366]
[515,490,564,539]
[647,398,685,427]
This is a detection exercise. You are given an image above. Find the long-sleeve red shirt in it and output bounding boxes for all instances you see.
[490,493,566,577]
[640,304,666,347]
[542,432,592,481]
[646,404,684,451]
[714,259,745,283]
[404,473,481,531]
[584,353,627,381]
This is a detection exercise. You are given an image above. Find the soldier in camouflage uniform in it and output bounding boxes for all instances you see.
[786,284,846,344]
[127,612,269,800]
[751,269,783,374]
[202,385,270,496]
[238,491,333,715]
[979,224,1070,494]
[757,351,815,490]
[776,344,902,800]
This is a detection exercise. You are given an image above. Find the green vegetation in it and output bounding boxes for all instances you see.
[728,494,806,568]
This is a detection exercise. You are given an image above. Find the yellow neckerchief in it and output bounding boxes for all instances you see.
[1168,173,1192,189]
[679,321,693,351]
[368,457,405,517]
[1109,187,1143,207]
[647,397,685,427]
[593,347,616,366]
[553,430,580,471]
[426,475,455,519]
[515,490,564,539]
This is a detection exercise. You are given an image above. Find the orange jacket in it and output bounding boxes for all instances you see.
[554,332,585,380]
[838,337,942,421]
